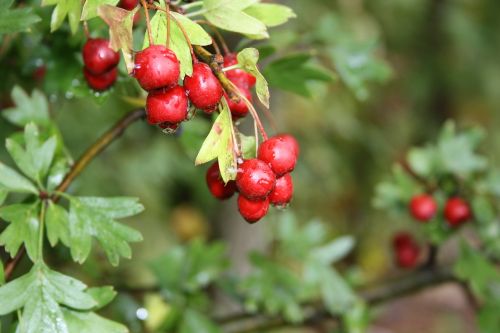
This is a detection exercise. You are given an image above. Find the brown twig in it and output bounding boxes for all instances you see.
[141,0,154,45]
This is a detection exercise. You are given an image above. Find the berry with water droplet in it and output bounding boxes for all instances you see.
[224,53,256,88]
[83,67,117,91]
[238,195,269,223]
[134,45,180,91]
[146,86,188,125]
[82,38,120,75]
[236,159,276,200]
[224,88,251,118]
[206,162,237,200]
[184,62,223,113]
[269,173,293,206]
[258,136,297,176]
[409,194,437,222]
[444,197,471,227]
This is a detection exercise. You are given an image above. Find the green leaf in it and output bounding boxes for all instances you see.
[244,3,296,28]
[2,86,50,127]
[0,163,38,194]
[144,8,211,78]
[81,0,119,21]
[43,0,82,34]
[46,201,70,247]
[179,309,222,333]
[373,164,419,211]
[239,133,256,159]
[195,100,237,183]
[68,196,144,265]
[64,309,128,333]
[0,261,3,286]
[264,54,335,97]
[0,187,7,205]
[98,5,136,73]
[76,197,144,219]
[237,48,269,107]
[0,268,35,315]
[310,236,354,264]
[0,0,41,34]
[0,203,41,261]
[319,267,357,315]
[203,0,268,38]
[86,286,117,309]
[478,299,500,333]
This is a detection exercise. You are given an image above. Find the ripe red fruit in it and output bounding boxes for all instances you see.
[392,232,414,249]
[395,243,420,269]
[146,86,188,125]
[82,38,120,75]
[134,45,180,91]
[83,67,117,91]
[206,162,237,200]
[118,0,138,10]
[409,194,437,222]
[275,134,299,157]
[258,136,298,176]
[184,62,223,112]
[269,173,293,206]
[444,197,471,227]
[236,159,276,200]
[224,54,256,88]
[224,88,252,118]
[237,195,269,223]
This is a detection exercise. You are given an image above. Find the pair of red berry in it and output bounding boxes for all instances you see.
[409,194,471,227]
[206,134,299,223]
[82,39,120,91]
[135,45,224,129]
[392,232,420,269]
[223,54,256,118]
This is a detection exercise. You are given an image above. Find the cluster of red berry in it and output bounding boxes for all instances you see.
[82,38,120,91]
[206,134,299,223]
[392,232,420,269]
[223,54,256,118]
[409,194,471,227]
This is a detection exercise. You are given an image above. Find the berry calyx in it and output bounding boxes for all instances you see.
[206,162,237,200]
[258,136,298,176]
[134,45,180,91]
[444,197,471,227]
[269,173,293,206]
[146,86,188,125]
[82,38,120,75]
[236,159,276,200]
[224,53,256,88]
[118,0,138,10]
[184,62,223,112]
[237,195,269,223]
[409,194,437,222]
[224,88,251,118]
[83,67,117,91]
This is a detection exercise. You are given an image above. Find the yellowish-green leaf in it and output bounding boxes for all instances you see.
[237,48,269,108]
[81,0,119,21]
[244,3,296,27]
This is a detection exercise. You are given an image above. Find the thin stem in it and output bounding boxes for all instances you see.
[181,1,203,11]
[211,37,221,55]
[141,0,154,45]
[230,82,268,141]
[37,200,47,262]
[4,248,25,280]
[222,64,240,72]
[83,21,90,38]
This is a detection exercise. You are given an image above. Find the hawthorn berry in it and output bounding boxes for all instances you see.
[146,86,188,125]
[258,136,298,176]
[392,232,414,249]
[184,62,223,113]
[236,159,276,200]
[395,243,420,269]
[444,197,471,227]
[409,194,437,222]
[206,162,237,200]
[269,173,293,206]
[237,195,269,223]
[83,67,117,91]
[224,53,256,88]
[134,45,180,91]
[118,0,138,10]
[224,88,252,118]
[275,134,300,157]
[82,38,120,75]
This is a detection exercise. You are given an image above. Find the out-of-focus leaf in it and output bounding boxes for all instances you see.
[244,3,296,28]
[179,309,222,333]
[81,0,119,21]
[64,309,128,333]
[0,260,4,286]
[42,0,82,34]
[237,48,269,107]
[264,53,335,97]
[311,236,355,264]
[86,286,117,309]
[0,0,41,34]
[2,86,50,127]
[0,162,38,194]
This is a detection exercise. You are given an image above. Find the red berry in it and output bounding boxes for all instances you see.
[395,243,420,269]
[258,136,298,176]
[392,232,414,249]
[275,134,299,157]
[118,0,138,10]
[224,88,251,118]
[409,194,437,222]
[83,67,117,91]
[206,162,237,200]
[146,86,188,125]
[224,54,256,88]
[82,38,120,75]
[237,195,269,223]
[184,62,223,112]
[134,45,180,91]
[444,197,471,227]
[269,173,293,206]
[236,159,276,200]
